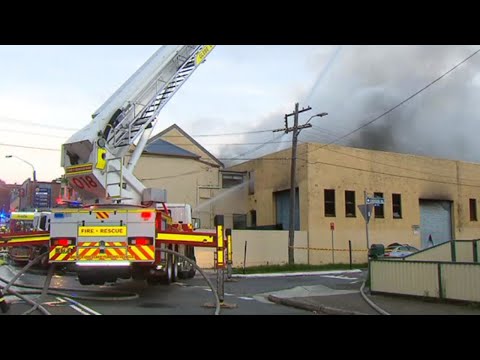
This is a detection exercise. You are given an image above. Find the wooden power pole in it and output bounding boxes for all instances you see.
[274,103,313,265]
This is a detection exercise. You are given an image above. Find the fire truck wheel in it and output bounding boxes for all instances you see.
[171,246,178,282]
[160,253,173,285]
[131,267,146,280]
[187,256,197,278]
[78,275,93,286]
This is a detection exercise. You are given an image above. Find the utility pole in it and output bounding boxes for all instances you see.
[274,103,314,265]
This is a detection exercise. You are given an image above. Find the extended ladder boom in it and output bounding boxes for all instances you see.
[62,45,215,204]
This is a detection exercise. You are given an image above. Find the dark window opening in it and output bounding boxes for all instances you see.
[345,191,356,217]
[233,214,247,230]
[250,210,257,227]
[392,194,402,219]
[374,192,384,219]
[470,199,477,221]
[324,189,336,217]
[248,172,255,195]
[222,173,244,189]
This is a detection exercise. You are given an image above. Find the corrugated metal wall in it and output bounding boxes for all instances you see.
[371,260,480,302]
[455,241,475,263]
[442,264,480,302]
[371,261,439,298]
[407,242,451,261]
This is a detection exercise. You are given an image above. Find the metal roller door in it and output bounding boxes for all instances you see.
[275,189,299,231]
[420,200,452,249]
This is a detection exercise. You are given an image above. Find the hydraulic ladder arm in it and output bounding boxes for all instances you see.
[61,45,215,205]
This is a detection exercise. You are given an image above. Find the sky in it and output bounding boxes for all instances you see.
[0,45,479,185]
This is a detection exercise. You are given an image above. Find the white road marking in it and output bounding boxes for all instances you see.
[70,304,91,315]
[238,297,254,301]
[322,275,359,281]
[61,297,102,315]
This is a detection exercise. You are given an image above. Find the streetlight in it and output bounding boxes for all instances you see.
[5,155,36,182]
[6,155,37,210]
[305,112,329,125]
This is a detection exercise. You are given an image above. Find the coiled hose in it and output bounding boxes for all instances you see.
[1,249,221,316]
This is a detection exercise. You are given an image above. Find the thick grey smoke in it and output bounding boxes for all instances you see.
[220,45,480,167]
[304,45,480,162]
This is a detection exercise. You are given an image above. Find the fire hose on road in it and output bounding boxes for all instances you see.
[0,249,222,316]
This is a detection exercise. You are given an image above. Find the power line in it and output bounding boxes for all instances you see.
[0,117,79,131]
[297,131,480,182]
[297,144,480,183]
[316,47,480,149]
[302,157,480,188]
[0,143,60,152]
[140,168,209,181]
[0,128,68,139]
[1,115,281,138]
[226,133,287,162]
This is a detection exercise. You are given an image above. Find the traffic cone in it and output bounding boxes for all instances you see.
[0,290,9,313]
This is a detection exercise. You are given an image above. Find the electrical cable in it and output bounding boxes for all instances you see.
[300,47,480,158]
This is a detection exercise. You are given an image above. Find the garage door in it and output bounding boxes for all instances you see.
[420,200,452,249]
[275,189,299,231]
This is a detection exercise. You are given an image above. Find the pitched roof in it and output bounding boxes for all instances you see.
[149,124,224,168]
[144,138,200,159]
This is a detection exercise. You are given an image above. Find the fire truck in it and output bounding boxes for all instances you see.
[5,211,50,267]
[46,45,218,286]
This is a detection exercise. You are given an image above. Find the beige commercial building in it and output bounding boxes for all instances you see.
[135,125,480,265]
[226,142,480,264]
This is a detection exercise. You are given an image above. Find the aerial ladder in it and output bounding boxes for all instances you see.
[1,45,232,287]
[62,45,216,204]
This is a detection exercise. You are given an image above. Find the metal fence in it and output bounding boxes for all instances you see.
[370,259,480,302]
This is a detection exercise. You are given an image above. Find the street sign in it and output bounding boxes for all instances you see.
[34,187,51,209]
[330,222,335,231]
[358,204,374,224]
[366,197,384,206]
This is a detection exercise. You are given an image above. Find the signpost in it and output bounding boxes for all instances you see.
[360,193,385,250]
[330,222,335,264]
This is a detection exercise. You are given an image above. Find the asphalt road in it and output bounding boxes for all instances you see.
[0,264,365,316]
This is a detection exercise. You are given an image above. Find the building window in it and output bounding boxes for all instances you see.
[250,210,257,227]
[345,191,356,217]
[470,199,477,221]
[392,194,402,219]
[324,189,336,217]
[222,173,244,189]
[248,172,255,195]
[374,192,384,219]
[233,214,247,229]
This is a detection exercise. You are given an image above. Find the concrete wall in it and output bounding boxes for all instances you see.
[195,230,308,268]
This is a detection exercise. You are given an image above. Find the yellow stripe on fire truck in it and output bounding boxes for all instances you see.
[49,246,76,262]
[78,242,126,247]
[95,212,110,220]
[128,246,155,261]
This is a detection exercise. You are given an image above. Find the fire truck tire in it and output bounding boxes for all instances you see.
[131,267,146,281]
[78,276,93,286]
[157,253,173,285]
[171,246,178,282]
